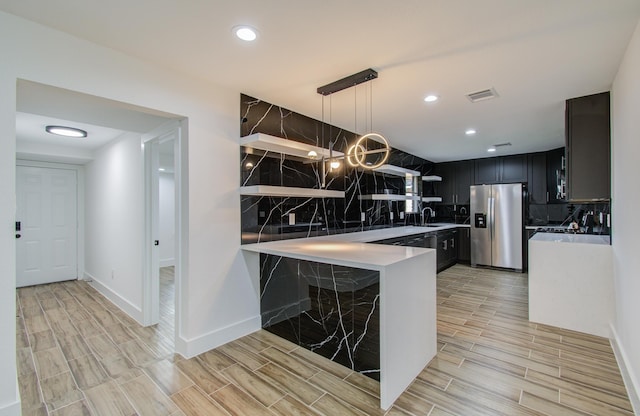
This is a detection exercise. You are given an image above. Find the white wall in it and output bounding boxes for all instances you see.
[84,132,145,321]
[159,172,175,267]
[611,19,640,412]
[0,11,258,414]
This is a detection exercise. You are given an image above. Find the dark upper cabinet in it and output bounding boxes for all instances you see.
[474,158,499,184]
[436,162,456,204]
[435,160,474,204]
[454,161,474,204]
[566,91,611,201]
[501,155,528,183]
[474,155,527,185]
[527,152,547,204]
[546,147,566,204]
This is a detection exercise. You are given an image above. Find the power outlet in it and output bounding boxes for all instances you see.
[288,212,296,225]
[361,212,365,222]
[399,212,405,220]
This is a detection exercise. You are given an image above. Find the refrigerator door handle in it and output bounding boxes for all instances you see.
[488,197,494,239]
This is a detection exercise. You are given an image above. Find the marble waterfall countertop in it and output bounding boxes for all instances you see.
[241,225,461,269]
[241,225,440,409]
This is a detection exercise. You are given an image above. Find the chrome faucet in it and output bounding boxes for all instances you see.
[421,207,434,225]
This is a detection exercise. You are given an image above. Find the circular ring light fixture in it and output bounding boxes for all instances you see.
[45,125,87,138]
[349,133,390,169]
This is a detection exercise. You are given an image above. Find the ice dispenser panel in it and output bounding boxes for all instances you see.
[475,213,487,228]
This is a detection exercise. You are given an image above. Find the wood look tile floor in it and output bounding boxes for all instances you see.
[16,265,634,416]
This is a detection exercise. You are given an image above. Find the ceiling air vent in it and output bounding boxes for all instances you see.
[466,88,499,103]
[493,142,512,148]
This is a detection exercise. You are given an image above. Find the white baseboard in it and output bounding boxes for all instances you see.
[0,399,21,416]
[160,259,175,268]
[84,272,143,325]
[610,324,640,415]
[175,316,261,359]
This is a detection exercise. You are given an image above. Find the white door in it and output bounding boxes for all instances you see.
[16,166,78,287]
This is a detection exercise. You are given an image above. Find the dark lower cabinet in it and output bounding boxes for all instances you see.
[373,230,460,272]
[457,227,471,263]
[436,229,458,272]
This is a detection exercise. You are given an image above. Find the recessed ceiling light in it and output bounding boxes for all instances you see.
[45,125,87,138]
[465,129,476,136]
[487,147,496,153]
[424,95,439,103]
[159,168,166,172]
[234,25,258,41]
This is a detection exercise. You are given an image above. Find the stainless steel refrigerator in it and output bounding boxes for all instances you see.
[470,184,524,271]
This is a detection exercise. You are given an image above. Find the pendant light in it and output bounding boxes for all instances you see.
[317,68,390,170]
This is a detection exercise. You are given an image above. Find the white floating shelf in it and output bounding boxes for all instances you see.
[241,133,343,159]
[359,194,421,201]
[422,197,443,202]
[373,164,421,177]
[240,185,345,198]
[422,175,442,182]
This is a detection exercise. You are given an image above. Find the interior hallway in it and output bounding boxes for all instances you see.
[16,265,634,415]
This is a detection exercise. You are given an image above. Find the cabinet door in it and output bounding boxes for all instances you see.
[500,155,528,183]
[435,162,456,204]
[449,230,458,264]
[527,152,547,204]
[474,158,499,184]
[454,160,473,204]
[566,92,610,201]
[457,227,471,263]
[546,147,566,204]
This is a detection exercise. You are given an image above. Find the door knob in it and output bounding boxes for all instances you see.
[16,234,21,239]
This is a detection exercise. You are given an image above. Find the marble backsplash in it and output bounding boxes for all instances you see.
[240,94,434,244]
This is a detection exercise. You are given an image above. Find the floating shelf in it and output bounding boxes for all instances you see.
[373,164,420,177]
[359,194,421,201]
[241,133,343,159]
[240,185,345,198]
[422,197,443,203]
[422,175,442,182]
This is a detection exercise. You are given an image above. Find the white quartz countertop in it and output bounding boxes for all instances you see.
[529,232,611,245]
[241,225,464,269]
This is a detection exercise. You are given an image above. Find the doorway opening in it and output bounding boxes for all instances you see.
[15,79,187,355]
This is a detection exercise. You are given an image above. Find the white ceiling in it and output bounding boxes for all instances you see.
[4,1,640,162]
[15,80,178,165]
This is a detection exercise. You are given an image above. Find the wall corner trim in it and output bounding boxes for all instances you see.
[85,272,144,325]
[610,323,640,415]
[175,316,261,359]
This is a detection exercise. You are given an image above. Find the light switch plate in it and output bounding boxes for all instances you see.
[289,213,295,225]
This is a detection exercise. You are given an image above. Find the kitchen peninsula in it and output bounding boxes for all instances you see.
[242,225,443,409]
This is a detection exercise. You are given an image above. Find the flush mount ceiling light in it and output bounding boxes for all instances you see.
[424,95,439,103]
[465,129,477,136]
[487,147,497,153]
[45,125,87,138]
[233,25,258,41]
